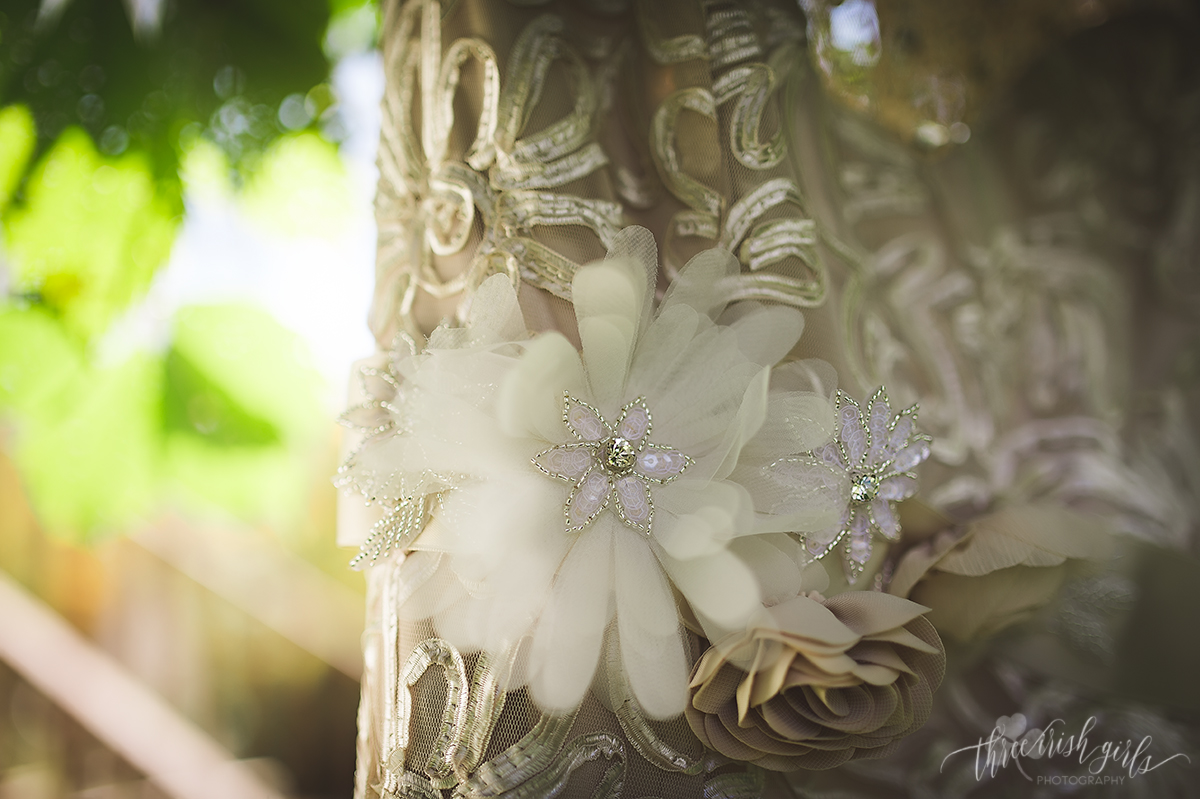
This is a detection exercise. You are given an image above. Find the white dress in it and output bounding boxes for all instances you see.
[337,1,1200,797]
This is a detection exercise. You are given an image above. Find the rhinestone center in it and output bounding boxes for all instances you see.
[602,437,636,474]
[850,473,879,504]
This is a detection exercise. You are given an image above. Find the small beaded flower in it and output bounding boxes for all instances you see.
[803,387,931,583]
[532,394,691,535]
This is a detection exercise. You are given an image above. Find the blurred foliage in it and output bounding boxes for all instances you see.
[0,3,377,795]
[6,127,175,339]
[0,297,327,539]
[242,131,356,238]
[0,0,379,543]
[0,0,332,196]
[0,105,35,208]
[160,304,327,528]
[17,351,160,535]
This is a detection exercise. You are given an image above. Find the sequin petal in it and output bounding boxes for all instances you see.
[893,438,931,472]
[839,400,869,466]
[533,444,596,481]
[616,399,652,443]
[614,475,652,532]
[635,445,690,483]
[871,497,900,541]
[877,474,917,501]
[566,470,611,530]
[565,396,608,442]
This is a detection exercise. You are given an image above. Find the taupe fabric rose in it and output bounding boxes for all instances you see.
[685,591,944,771]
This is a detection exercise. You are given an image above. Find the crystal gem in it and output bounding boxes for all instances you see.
[850,473,879,504]
[603,437,636,474]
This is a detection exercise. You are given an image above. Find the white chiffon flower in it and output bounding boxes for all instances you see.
[339,226,842,720]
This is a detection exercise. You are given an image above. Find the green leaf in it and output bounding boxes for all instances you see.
[13,353,160,542]
[161,304,326,526]
[163,435,315,530]
[2,302,328,540]
[324,1,380,59]
[0,304,84,421]
[4,128,177,341]
[162,346,281,448]
[241,131,352,238]
[168,304,324,440]
[328,0,376,14]
[0,104,35,210]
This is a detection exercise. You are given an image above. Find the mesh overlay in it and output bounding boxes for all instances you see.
[354,2,837,795]
[344,0,1200,797]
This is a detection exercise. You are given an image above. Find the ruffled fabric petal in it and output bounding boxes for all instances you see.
[704,368,772,482]
[657,247,739,319]
[725,303,805,369]
[660,547,760,639]
[497,332,585,442]
[728,535,809,607]
[624,304,703,398]
[530,519,616,713]
[573,255,648,409]
[654,479,755,560]
[614,525,688,719]
[604,225,659,333]
[629,323,765,455]
[731,456,847,534]
[891,506,1116,642]
[463,273,530,345]
[419,471,560,558]
[741,391,837,462]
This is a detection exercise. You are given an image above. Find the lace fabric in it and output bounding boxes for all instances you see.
[344,1,1200,797]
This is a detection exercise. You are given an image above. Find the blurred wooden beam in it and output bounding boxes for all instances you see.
[0,570,290,799]
[133,518,364,681]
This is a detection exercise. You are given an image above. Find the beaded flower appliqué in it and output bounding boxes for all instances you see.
[532,393,692,535]
[805,387,931,583]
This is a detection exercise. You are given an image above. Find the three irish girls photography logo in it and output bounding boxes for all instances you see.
[941,713,1191,788]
